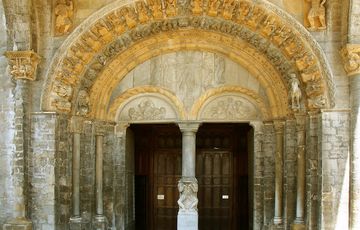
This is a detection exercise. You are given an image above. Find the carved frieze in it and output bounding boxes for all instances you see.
[54,0,74,36]
[178,178,198,213]
[304,0,327,31]
[5,50,40,81]
[341,44,360,76]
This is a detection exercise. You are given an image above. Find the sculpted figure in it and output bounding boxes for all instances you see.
[178,180,198,213]
[54,0,74,35]
[77,90,90,116]
[289,73,302,111]
[306,0,326,30]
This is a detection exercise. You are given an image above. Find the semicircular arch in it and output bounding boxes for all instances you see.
[41,0,335,120]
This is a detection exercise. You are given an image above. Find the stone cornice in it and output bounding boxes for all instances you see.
[341,44,360,76]
[4,50,40,81]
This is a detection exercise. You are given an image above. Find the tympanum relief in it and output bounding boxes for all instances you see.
[199,95,261,120]
[111,51,264,116]
[117,95,177,122]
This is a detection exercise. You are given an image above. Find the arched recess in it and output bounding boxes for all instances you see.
[41,0,336,120]
[191,86,270,120]
[108,86,186,121]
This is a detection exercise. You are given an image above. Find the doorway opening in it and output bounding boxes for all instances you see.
[132,123,253,230]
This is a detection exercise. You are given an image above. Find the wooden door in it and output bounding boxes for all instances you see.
[133,125,181,230]
[196,124,250,230]
[153,133,182,230]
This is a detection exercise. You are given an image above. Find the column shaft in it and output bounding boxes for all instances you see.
[182,131,196,178]
[95,134,104,216]
[294,115,306,225]
[274,121,284,225]
[72,132,81,217]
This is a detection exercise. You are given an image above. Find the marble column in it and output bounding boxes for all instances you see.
[292,114,306,230]
[93,121,108,229]
[3,50,40,230]
[273,120,285,225]
[69,116,84,229]
[177,122,200,230]
[341,44,360,230]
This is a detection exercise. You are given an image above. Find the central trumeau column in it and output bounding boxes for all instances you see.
[177,122,201,230]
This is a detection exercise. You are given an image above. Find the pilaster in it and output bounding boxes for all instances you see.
[341,44,360,230]
[3,50,40,230]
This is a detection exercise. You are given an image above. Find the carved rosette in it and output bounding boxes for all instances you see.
[44,0,334,115]
[341,44,360,76]
[5,50,40,81]
[177,178,198,213]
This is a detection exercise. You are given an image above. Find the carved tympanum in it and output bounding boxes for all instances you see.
[128,99,166,120]
[201,96,259,120]
[178,178,198,213]
[5,50,40,81]
[54,0,74,36]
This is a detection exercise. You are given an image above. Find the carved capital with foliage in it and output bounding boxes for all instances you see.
[341,44,360,76]
[4,50,40,81]
[94,120,108,136]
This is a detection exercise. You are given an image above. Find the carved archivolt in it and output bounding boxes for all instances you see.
[108,86,186,121]
[191,86,270,120]
[42,0,335,119]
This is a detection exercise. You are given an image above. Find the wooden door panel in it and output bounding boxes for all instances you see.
[197,151,232,229]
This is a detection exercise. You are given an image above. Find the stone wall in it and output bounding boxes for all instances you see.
[29,113,58,229]
[306,112,320,230]
[283,119,297,229]
[262,123,276,228]
[318,111,350,229]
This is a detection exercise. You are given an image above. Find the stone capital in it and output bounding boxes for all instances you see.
[273,120,285,133]
[341,44,360,76]
[178,122,201,133]
[115,122,129,137]
[94,120,108,136]
[4,50,40,81]
[69,116,84,133]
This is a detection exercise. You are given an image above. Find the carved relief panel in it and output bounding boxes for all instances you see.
[116,95,178,122]
[198,95,261,121]
[54,0,75,36]
[303,0,327,31]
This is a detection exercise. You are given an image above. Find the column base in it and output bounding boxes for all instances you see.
[3,217,32,230]
[92,215,108,230]
[291,223,306,230]
[69,216,91,230]
[177,212,198,230]
[270,218,283,230]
